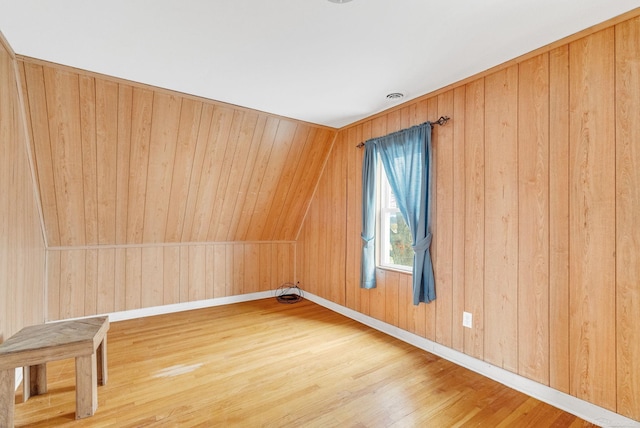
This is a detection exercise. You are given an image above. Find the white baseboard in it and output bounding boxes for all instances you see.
[104,291,274,322]
[23,290,638,427]
[14,291,274,392]
[303,292,640,428]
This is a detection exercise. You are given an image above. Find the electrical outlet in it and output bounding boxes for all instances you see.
[463,311,473,328]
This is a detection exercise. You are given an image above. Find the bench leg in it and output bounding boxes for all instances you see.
[75,353,97,419]
[97,336,107,385]
[0,369,15,427]
[23,363,47,402]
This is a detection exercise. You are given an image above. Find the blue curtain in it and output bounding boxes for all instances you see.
[360,142,378,289]
[360,122,435,304]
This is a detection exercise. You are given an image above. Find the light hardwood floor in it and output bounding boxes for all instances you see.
[13,299,595,427]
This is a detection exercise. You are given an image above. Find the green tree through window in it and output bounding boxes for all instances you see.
[389,213,414,266]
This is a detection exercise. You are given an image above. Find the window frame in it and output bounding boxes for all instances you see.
[376,161,413,273]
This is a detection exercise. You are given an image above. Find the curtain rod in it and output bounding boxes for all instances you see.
[356,116,450,148]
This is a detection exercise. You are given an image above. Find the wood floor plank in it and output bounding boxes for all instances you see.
[12,300,596,427]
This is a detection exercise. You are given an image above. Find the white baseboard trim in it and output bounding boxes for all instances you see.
[303,292,640,428]
[14,291,274,392]
[104,291,274,322]
[23,290,638,427]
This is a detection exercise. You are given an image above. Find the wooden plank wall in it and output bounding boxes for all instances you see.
[296,13,640,420]
[46,242,294,321]
[17,58,336,247]
[0,33,46,343]
[14,57,335,324]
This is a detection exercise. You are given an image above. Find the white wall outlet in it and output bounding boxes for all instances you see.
[463,311,473,328]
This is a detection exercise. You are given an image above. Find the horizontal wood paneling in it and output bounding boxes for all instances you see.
[0,33,46,343]
[46,242,295,321]
[18,59,336,246]
[297,12,640,420]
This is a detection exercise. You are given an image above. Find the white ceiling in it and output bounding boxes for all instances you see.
[1,1,639,128]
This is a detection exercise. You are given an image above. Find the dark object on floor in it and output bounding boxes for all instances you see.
[275,282,304,304]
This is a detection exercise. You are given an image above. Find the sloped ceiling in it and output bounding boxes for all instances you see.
[19,59,335,247]
[1,1,639,128]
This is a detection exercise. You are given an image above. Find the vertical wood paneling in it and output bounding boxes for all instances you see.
[0,37,46,342]
[518,54,550,384]
[163,246,181,305]
[180,104,214,242]
[226,115,267,240]
[276,128,335,240]
[114,248,126,312]
[59,250,85,319]
[213,244,227,298]
[96,248,115,314]
[250,121,297,241]
[294,12,640,419]
[483,66,519,372]
[78,75,98,246]
[95,80,118,245]
[568,28,616,411]
[85,249,98,315]
[115,84,132,245]
[259,124,307,240]
[615,16,640,421]
[451,86,466,353]
[205,245,215,299]
[44,68,86,246]
[164,99,202,242]
[20,59,335,246]
[143,93,181,243]
[125,247,142,310]
[464,79,485,360]
[548,45,571,394]
[141,246,164,308]
[258,243,272,292]
[21,62,60,246]
[213,112,260,241]
[424,99,437,342]
[206,111,245,242]
[344,126,361,311]
[434,90,454,348]
[46,251,61,321]
[126,89,153,244]
[188,245,207,301]
[233,244,245,295]
[244,243,260,293]
[190,106,235,241]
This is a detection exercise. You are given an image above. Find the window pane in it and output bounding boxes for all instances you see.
[388,212,414,267]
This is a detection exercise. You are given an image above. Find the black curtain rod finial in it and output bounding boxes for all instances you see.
[432,116,450,126]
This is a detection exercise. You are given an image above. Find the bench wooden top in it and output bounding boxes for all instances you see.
[0,316,109,370]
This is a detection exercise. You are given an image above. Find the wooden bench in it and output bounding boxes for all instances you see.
[0,316,109,426]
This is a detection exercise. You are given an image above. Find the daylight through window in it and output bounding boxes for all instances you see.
[377,163,413,271]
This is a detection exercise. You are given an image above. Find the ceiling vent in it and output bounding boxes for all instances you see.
[386,92,404,100]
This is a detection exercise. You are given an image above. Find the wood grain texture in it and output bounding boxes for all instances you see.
[434,90,454,348]
[295,11,640,419]
[463,78,485,360]
[46,243,295,321]
[0,34,46,343]
[615,16,640,421]
[483,66,518,372]
[518,54,550,384]
[10,300,595,427]
[568,28,616,411]
[19,59,335,246]
[549,45,571,394]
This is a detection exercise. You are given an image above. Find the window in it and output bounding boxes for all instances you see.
[377,163,414,271]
